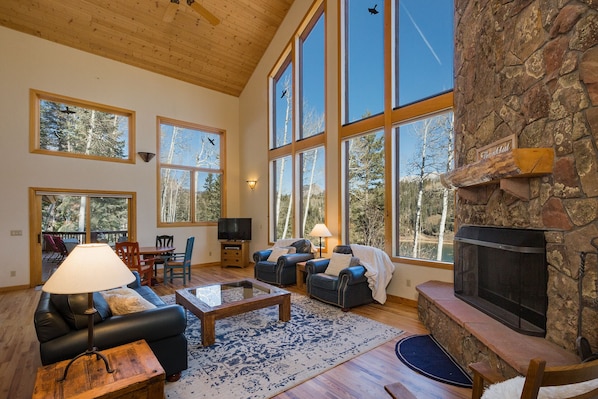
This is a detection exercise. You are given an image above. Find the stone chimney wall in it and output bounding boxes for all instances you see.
[454,0,598,351]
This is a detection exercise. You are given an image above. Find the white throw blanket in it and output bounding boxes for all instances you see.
[350,244,395,304]
[482,375,598,399]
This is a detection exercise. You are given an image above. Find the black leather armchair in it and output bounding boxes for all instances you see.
[34,272,188,380]
[253,239,314,286]
[306,245,373,311]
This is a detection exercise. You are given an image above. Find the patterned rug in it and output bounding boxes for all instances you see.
[162,293,402,399]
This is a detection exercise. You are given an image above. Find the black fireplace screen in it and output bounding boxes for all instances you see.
[454,226,547,337]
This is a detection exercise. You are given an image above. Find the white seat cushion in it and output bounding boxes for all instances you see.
[482,375,598,399]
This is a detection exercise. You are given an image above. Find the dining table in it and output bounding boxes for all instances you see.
[138,246,176,285]
[138,246,176,256]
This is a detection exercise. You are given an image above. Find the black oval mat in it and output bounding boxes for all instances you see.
[395,334,473,388]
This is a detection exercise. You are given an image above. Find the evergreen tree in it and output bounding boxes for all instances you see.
[347,132,385,249]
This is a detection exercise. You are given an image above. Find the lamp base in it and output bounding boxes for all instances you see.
[58,348,114,382]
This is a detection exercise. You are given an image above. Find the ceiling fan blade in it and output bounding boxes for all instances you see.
[187,0,220,26]
[163,0,179,23]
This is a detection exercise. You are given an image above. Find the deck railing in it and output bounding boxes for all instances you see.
[42,230,128,248]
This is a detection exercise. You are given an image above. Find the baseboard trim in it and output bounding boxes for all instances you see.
[0,284,30,293]
[386,293,417,308]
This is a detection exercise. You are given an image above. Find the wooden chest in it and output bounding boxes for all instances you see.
[32,340,165,399]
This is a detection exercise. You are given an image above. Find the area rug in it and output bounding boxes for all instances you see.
[162,294,402,399]
[395,334,472,388]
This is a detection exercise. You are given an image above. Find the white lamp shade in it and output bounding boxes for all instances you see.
[310,223,332,238]
[43,243,135,294]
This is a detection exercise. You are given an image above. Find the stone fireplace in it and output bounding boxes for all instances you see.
[441,0,598,357]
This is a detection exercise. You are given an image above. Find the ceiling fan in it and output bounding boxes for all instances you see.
[163,0,220,26]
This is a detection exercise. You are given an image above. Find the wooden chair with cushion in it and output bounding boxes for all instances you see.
[163,237,194,285]
[115,241,154,286]
[470,358,598,399]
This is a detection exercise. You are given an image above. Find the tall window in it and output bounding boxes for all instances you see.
[271,156,294,239]
[340,0,454,264]
[396,0,454,106]
[273,59,293,149]
[269,2,326,242]
[344,132,385,248]
[395,111,454,262]
[300,146,326,238]
[300,14,325,139]
[344,0,384,124]
[158,117,224,225]
[32,89,134,162]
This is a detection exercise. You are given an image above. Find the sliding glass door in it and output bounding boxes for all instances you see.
[30,188,136,286]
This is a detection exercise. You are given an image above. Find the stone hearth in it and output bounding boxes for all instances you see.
[418,281,578,379]
[452,0,598,353]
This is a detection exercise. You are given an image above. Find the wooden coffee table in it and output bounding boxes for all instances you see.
[175,278,291,346]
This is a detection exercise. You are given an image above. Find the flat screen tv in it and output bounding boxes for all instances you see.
[217,218,252,241]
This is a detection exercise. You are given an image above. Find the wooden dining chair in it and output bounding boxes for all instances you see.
[164,237,194,285]
[115,241,154,286]
[470,358,598,399]
[153,235,174,276]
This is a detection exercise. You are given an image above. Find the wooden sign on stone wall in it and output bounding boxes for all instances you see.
[476,135,517,161]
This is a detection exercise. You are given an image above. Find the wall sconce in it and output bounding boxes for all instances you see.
[138,152,156,162]
[246,180,257,190]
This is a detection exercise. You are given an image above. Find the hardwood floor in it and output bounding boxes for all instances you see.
[1,264,471,399]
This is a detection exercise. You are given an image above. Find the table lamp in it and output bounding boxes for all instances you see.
[309,223,332,258]
[42,243,135,381]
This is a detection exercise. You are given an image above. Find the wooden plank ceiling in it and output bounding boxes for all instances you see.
[0,0,295,96]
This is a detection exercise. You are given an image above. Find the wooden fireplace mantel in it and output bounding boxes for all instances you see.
[440,148,554,201]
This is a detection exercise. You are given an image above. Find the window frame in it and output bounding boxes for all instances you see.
[157,116,225,227]
[339,0,455,269]
[268,0,327,244]
[30,89,135,163]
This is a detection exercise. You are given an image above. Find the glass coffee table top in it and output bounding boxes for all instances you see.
[175,279,291,346]
[186,280,277,308]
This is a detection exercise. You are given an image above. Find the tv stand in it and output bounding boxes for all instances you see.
[220,241,250,268]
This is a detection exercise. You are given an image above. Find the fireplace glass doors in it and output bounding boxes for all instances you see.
[454,226,547,336]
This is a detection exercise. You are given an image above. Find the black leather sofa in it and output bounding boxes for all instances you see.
[306,245,373,311]
[253,239,314,286]
[34,272,188,380]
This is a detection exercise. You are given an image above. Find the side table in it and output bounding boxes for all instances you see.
[32,340,165,399]
[296,258,325,292]
[296,261,308,291]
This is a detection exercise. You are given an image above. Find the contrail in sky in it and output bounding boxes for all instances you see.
[400,1,442,65]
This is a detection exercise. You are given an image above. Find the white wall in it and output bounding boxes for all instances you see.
[238,1,454,301]
[0,26,240,289]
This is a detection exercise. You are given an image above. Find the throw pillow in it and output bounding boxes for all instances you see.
[267,247,290,262]
[100,287,156,316]
[325,252,353,276]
